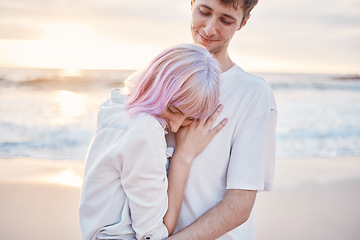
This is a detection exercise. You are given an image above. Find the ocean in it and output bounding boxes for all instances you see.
[0,68,359,160]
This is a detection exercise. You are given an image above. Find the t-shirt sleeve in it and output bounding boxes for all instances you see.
[227,107,277,192]
[119,120,169,239]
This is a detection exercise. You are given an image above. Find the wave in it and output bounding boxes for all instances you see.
[0,68,135,90]
[1,68,359,160]
[1,68,360,91]
[257,73,360,91]
[0,123,93,160]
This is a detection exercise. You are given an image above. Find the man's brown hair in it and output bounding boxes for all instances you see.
[191,0,259,26]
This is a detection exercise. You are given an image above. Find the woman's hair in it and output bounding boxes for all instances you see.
[125,43,221,126]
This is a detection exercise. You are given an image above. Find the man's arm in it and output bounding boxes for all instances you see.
[167,189,257,240]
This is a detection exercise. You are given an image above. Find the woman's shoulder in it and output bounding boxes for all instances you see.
[128,113,165,138]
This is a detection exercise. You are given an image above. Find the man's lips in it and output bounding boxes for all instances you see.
[198,32,216,43]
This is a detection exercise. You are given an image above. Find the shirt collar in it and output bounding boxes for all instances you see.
[110,88,126,104]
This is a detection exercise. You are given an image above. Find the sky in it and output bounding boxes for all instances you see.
[0,0,359,74]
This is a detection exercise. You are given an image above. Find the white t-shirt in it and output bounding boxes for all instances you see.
[79,89,169,240]
[173,65,277,239]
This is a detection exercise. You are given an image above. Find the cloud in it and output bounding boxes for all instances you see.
[0,0,358,72]
[0,0,192,46]
[0,22,44,40]
[230,0,360,72]
[75,1,192,46]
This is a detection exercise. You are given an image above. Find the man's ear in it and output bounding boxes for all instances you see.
[238,15,251,30]
[191,0,194,10]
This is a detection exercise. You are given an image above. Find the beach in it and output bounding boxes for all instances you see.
[1,69,359,239]
[1,156,359,240]
[256,157,360,240]
[0,158,84,240]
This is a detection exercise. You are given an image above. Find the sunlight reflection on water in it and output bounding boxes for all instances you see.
[55,90,87,125]
[47,169,83,187]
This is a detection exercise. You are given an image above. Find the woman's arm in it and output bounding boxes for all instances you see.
[163,150,192,235]
[163,105,228,235]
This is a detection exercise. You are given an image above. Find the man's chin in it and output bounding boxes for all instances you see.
[194,38,213,50]
[201,44,219,55]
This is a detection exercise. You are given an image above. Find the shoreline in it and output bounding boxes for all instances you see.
[0,156,359,240]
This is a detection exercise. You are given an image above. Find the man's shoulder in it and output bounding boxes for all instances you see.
[221,65,269,88]
[221,65,272,94]
[221,65,276,111]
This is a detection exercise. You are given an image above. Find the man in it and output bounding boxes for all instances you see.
[167,0,277,239]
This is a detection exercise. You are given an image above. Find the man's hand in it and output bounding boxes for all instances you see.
[167,189,257,239]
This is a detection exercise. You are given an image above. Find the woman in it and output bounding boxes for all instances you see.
[79,44,227,240]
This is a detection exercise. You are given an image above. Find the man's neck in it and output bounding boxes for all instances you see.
[213,51,235,73]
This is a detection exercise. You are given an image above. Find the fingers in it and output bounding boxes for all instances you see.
[204,104,223,128]
[206,104,227,138]
[198,104,222,126]
[192,104,227,139]
[209,118,228,138]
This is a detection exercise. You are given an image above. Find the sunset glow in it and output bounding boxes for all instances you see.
[0,0,358,73]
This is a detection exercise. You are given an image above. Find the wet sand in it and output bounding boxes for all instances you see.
[0,157,359,240]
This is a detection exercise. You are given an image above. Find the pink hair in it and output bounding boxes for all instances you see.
[125,44,220,126]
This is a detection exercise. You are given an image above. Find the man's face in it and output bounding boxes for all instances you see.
[191,0,244,57]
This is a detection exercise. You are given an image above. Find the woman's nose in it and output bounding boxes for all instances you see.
[181,119,193,127]
[170,117,187,133]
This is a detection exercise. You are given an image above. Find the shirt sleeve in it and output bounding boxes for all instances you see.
[118,119,169,240]
[227,108,277,192]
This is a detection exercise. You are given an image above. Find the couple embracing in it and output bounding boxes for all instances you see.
[79,1,277,239]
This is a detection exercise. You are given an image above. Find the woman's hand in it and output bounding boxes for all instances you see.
[164,105,227,234]
[174,104,228,163]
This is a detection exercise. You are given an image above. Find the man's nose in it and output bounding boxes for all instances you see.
[203,17,217,36]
